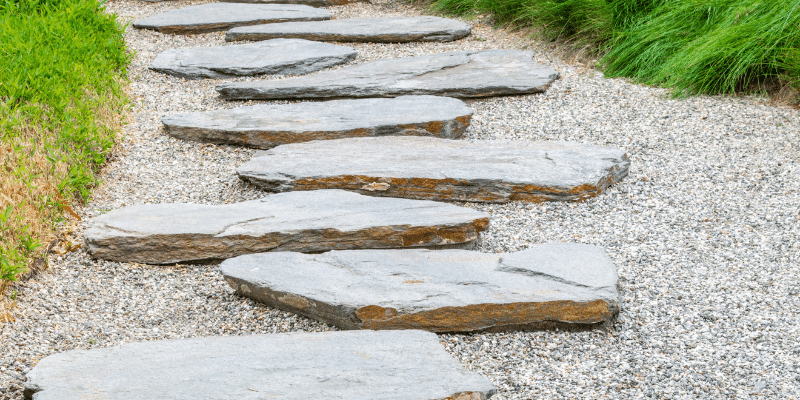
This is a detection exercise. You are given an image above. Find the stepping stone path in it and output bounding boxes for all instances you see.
[237,136,630,203]
[162,96,472,148]
[132,3,330,34]
[216,50,560,100]
[150,39,356,79]
[24,331,496,400]
[226,16,471,43]
[221,244,620,332]
[222,0,366,7]
[85,190,489,264]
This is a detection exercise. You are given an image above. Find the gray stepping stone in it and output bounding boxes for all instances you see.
[85,190,489,264]
[216,50,559,100]
[149,39,356,79]
[222,0,367,7]
[220,243,620,332]
[162,96,472,148]
[132,3,330,35]
[24,331,496,400]
[237,137,630,203]
[226,16,471,43]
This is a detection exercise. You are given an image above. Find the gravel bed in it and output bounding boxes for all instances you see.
[2,0,799,399]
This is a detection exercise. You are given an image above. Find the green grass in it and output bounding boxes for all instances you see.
[0,0,130,289]
[428,0,800,97]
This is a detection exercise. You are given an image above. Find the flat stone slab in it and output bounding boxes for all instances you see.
[24,331,496,400]
[85,190,489,264]
[237,137,630,203]
[149,39,356,79]
[132,3,330,35]
[162,96,472,148]
[216,50,559,100]
[221,243,620,332]
[226,17,471,43]
[222,0,367,7]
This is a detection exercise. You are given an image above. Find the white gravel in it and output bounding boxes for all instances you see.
[2,0,799,399]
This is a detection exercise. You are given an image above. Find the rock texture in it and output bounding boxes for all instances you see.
[222,0,367,7]
[162,96,472,148]
[226,16,471,43]
[237,137,630,203]
[221,243,620,332]
[216,50,559,100]
[24,331,496,400]
[149,39,356,79]
[132,3,330,34]
[85,190,489,264]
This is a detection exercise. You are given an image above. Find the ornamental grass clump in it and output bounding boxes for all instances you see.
[0,0,130,292]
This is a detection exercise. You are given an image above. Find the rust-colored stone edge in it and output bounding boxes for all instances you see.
[87,221,487,264]
[356,300,614,332]
[165,114,471,149]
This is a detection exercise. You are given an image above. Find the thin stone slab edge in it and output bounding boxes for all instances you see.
[24,331,496,400]
[85,190,490,264]
[161,96,473,148]
[222,0,369,7]
[220,243,620,333]
[149,39,357,79]
[132,3,331,34]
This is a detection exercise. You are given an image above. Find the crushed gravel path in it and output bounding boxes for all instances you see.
[2,0,799,399]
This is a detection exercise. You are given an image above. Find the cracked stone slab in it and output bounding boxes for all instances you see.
[216,50,559,100]
[222,0,368,7]
[149,39,356,79]
[221,243,620,332]
[85,190,489,264]
[226,17,471,43]
[24,331,496,400]
[132,3,330,35]
[162,96,472,148]
[237,137,630,203]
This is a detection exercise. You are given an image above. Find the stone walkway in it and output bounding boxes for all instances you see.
[26,3,629,400]
[25,1,630,398]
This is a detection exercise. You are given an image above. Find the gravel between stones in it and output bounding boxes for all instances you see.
[2,0,799,399]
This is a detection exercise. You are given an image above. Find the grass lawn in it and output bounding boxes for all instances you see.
[0,0,130,296]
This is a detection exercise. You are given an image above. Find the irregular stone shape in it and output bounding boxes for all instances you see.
[216,50,559,100]
[85,190,489,264]
[132,3,330,35]
[221,243,620,332]
[222,0,367,7]
[24,331,496,400]
[149,39,356,79]
[162,96,472,148]
[237,137,630,203]
[226,17,471,43]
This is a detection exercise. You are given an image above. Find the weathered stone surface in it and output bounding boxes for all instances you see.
[132,3,330,34]
[222,0,367,7]
[149,39,356,79]
[216,50,559,100]
[85,190,489,264]
[226,17,470,43]
[162,96,472,148]
[221,243,620,332]
[24,331,496,400]
[237,137,629,203]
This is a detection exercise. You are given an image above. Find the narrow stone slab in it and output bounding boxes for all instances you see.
[226,17,471,43]
[149,39,356,80]
[85,190,489,264]
[237,137,629,203]
[132,3,330,35]
[222,0,367,7]
[221,243,620,332]
[162,96,472,148]
[216,50,559,100]
[24,331,496,400]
